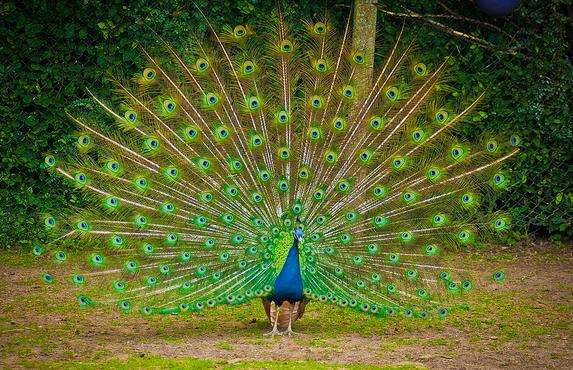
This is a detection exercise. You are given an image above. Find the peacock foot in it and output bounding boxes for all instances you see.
[283,327,299,336]
[263,328,283,337]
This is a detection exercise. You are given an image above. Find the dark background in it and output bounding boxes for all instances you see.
[0,0,571,247]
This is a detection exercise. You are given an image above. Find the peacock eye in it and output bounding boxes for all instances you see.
[353,52,364,64]
[436,110,449,123]
[143,68,156,80]
[233,25,247,38]
[414,63,427,76]
[280,40,293,53]
[386,87,398,100]
[314,22,327,34]
[369,116,383,130]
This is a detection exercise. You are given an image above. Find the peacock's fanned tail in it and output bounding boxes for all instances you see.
[36,10,518,319]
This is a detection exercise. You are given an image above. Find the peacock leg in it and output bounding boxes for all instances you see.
[263,304,282,337]
[284,302,299,336]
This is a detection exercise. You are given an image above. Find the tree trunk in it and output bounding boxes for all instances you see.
[351,0,378,107]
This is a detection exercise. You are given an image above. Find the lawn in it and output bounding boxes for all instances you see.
[0,240,571,369]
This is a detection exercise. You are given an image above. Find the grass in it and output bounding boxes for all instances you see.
[0,242,571,368]
[16,356,425,369]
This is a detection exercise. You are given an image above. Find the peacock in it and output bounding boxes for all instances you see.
[34,6,519,337]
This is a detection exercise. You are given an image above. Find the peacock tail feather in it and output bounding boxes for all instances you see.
[35,8,518,320]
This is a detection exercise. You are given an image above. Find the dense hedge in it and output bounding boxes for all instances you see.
[0,0,571,247]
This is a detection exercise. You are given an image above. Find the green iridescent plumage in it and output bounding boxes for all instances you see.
[33,8,518,324]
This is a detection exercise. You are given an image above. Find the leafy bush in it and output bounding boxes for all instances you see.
[0,0,570,247]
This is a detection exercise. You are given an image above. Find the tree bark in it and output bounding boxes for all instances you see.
[351,0,378,102]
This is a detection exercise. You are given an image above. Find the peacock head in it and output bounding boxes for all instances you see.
[293,226,304,240]
[293,217,305,240]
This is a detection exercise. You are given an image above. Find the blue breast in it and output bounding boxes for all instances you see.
[269,238,303,305]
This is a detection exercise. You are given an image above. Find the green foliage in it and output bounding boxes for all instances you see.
[0,0,570,247]
[377,0,572,240]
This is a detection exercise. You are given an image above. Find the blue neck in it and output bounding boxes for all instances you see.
[269,238,304,304]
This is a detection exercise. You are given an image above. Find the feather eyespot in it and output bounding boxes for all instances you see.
[233,25,247,38]
[342,85,354,98]
[78,135,91,147]
[486,140,498,152]
[196,58,210,72]
[143,68,156,81]
[352,52,365,65]
[315,59,327,72]
[413,63,427,76]
[385,86,398,101]
[124,110,137,123]
[332,117,345,131]
[313,22,327,35]
[435,110,449,123]
[44,155,56,167]
[242,61,255,75]
[280,40,293,53]
[163,100,176,113]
